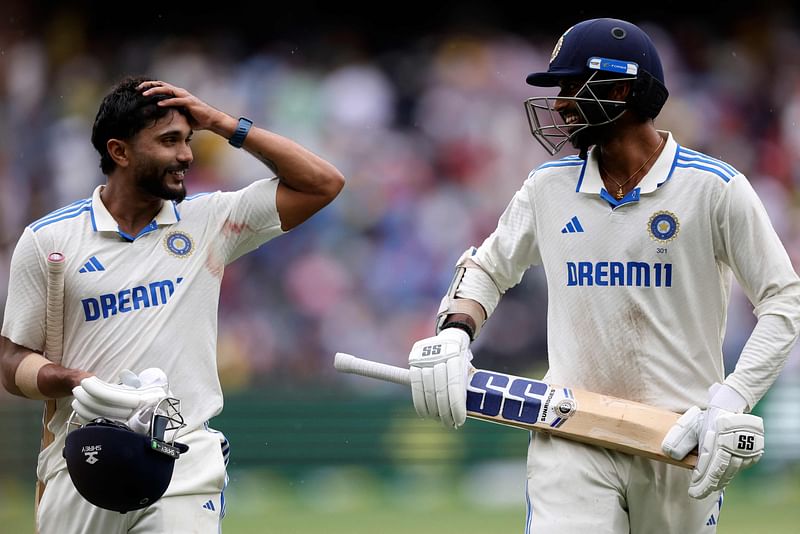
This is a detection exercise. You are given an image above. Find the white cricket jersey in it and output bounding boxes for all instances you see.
[2,178,284,483]
[460,131,800,413]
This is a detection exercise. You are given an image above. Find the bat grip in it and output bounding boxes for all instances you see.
[334,353,411,386]
[45,252,66,364]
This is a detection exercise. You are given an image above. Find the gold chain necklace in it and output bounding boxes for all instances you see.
[600,135,664,199]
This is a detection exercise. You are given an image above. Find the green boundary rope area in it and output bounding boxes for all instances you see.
[1,387,798,533]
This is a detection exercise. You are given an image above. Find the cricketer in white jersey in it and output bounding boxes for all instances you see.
[408,18,800,534]
[5,180,282,487]
[456,133,799,532]
[1,76,344,533]
[464,131,800,415]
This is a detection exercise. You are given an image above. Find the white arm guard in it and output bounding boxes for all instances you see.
[436,247,500,339]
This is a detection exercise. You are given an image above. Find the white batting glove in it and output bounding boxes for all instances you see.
[661,384,764,499]
[72,368,172,434]
[689,411,764,498]
[408,328,472,429]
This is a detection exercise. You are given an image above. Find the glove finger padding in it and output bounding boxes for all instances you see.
[661,406,703,460]
[72,375,171,425]
[446,354,468,428]
[72,386,136,420]
[434,363,454,427]
[410,366,440,418]
[409,366,428,418]
[79,376,149,409]
[421,367,439,418]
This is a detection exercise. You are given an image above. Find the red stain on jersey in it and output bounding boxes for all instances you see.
[205,250,224,278]
[222,219,252,236]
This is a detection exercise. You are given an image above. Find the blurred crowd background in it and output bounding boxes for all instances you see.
[3,2,800,381]
[1,2,799,530]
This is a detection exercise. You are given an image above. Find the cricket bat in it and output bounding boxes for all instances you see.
[334,352,697,469]
[36,252,66,520]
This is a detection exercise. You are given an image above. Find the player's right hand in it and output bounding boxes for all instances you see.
[71,368,171,427]
[138,80,225,132]
[408,328,472,429]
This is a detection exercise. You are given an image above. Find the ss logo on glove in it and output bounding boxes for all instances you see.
[421,344,442,357]
[737,434,755,451]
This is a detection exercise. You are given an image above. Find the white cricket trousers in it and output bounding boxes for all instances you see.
[38,427,228,534]
[524,432,723,534]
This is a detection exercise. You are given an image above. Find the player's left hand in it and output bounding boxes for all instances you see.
[688,410,764,498]
[137,80,227,132]
[661,384,764,499]
[71,368,172,432]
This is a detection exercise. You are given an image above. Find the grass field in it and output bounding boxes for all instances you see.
[2,462,798,533]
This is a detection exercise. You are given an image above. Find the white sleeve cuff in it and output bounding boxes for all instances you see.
[708,383,749,413]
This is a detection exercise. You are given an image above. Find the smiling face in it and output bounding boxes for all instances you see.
[126,110,193,202]
[553,73,627,151]
[554,77,589,128]
[524,70,631,156]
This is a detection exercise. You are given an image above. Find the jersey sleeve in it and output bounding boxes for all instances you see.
[712,174,800,408]
[1,227,48,352]
[461,175,542,315]
[212,178,285,264]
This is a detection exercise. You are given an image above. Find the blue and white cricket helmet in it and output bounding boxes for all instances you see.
[524,18,669,155]
[62,397,189,513]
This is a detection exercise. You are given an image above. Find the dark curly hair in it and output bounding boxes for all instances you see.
[91,75,190,174]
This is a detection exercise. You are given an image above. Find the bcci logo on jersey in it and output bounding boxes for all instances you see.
[164,231,194,257]
[648,211,680,242]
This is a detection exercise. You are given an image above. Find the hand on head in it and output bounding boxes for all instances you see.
[137,80,229,133]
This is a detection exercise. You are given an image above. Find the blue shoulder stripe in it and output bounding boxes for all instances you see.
[31,204,92,231]
[678,147,737,173]
[677,148,738,177]
[677,152,737,176]
[673,162,732,182]
[185,192,213,201]
[30,198,91,228]
[536,160,585,170]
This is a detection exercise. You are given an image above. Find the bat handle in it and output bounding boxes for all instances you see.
[334,352,411,387]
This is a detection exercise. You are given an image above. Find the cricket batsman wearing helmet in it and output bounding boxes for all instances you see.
[406,18,800,533]
[0,76,344,533]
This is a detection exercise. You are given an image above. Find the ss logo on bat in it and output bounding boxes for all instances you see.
[467,371,548,424]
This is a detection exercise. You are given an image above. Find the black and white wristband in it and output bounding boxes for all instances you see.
[228,117,253,148]
[440,320,475,342]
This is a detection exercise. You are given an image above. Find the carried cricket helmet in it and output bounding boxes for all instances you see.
[63,397,189,513]
[524,18,669,155]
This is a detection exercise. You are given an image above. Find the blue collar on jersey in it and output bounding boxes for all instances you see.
[575,131,678,206]
[89,185,181,239]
